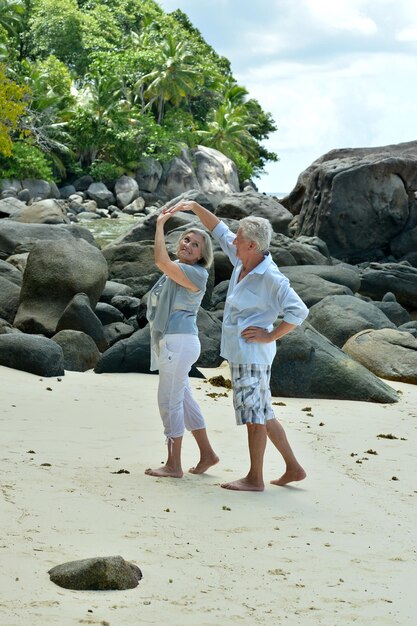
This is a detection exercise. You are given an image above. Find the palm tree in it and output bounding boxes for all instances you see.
[138,33,200,123]
[197,100,257,161]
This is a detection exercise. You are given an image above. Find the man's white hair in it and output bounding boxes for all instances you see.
[239,216,273,253]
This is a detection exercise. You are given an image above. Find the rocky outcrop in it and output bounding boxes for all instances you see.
[343,328,417,384]
[283,140,417,263]
[358,262,417,308]
[51,329,101,371]
[0,334,64,376]
[270,323,398,403]
[215,190,293,235]
[307,294,395,348]
[14,239,108,336]
[0,221,97,260]
[56,293,108,352]
[280,264,361,307]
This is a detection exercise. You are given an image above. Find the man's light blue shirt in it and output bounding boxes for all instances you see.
[212,221,309,365]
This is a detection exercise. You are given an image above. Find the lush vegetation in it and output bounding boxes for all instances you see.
[0,0,278,185]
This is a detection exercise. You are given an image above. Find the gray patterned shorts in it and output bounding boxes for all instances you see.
[229,363,275,426]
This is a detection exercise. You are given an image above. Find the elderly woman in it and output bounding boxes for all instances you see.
[145,211,219,478]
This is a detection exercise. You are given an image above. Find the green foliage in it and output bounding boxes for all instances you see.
[0,62,28,156]
[4,0,278,183]
[0,140,54,179]
[89,159,122,184]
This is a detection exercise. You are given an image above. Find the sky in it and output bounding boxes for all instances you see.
[158,0,417,193]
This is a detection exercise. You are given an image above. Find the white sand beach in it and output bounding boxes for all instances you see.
[1,362,416,626]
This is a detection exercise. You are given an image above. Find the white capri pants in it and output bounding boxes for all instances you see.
[157,333,206,440]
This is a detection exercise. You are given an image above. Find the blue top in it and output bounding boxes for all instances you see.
[212,221,309,365]
[147,261,208,370]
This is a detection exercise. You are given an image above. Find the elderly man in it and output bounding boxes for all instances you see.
[165,200,309,491]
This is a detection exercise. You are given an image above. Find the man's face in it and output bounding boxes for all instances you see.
[233,228,253,260]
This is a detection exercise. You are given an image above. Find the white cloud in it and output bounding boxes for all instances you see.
[303,0,378,35]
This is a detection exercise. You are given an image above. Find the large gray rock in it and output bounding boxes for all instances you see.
[0,276,20,324]
[343,328,417,384]
[0,196,26,218]
[390,224,417,259]
[14,239,108,336]
[100,280,133,303]
[0,334,64,376]
[284,141,417,262]
[10,199,70,224]
[114,175,139,209]
[156,150,199,200]
[21,179,60,200]
[48,556,142,590]
[359,262,417,308]
[270,323,398,403]
[0,259,23,286]
[103,242,160,299]
[215,190,293,235]
[280,264,361,307]
[103,321,135,347]
[195,308,223,367]
[87,182,115,208]
[308,294,396,347]
[135,157,163,193]
[51,329,101,371]
[0,221,97,260]
[192,145,239,206]
[56,293,107,351]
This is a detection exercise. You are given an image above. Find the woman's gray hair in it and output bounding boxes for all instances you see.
[239,216,273,253]
[176,227,214,268]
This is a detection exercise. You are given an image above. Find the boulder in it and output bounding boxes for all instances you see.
[14,239,108,336]
[195,308,223,368]
[122,197,146,215]
[135,157,163,193]
[192,145,239,206]
[0,196,26,218]
[94,302,125,326]
[0,259,23,286]
[4,253,28,273]
[100,280,133,303]
[56,293,107,352]
[0,221,98,260]
[110,295,141,318]
[390,224,417,259]
[86,182,115,208]
[103,322,135,347]
[284,140,417,263]
[359,262,417,308]
[270,323,398,403]
[95,325,153,374]
[114,175,139,209]
[156,150,199,200]
[215,190,293,235]
[103,242,160,299]
[10,199,70,224]
[308,294,396,347]
[280,264,361,307]
[21,179,60,200]
[0,276,20,324]
[48,556,142,591]
[51,329,101,371]
[343,328,417,384]
[0,334,64,376]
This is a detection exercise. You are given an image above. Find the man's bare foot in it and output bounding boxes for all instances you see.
[189,453,219,474]
[221,477,264,492]
[145,466,183,478]
[270,466,306,486]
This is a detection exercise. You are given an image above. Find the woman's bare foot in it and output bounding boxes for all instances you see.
[221,477,264,492]
[145,465,183,478]
[189,453,219,474]
[270,466,306,486]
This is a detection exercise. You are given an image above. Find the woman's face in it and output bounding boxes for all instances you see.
[177,231,204,265]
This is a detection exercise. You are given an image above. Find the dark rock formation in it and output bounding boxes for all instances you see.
[0,334,64,376]
[51,329,101,371]
[270,323,398,402]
